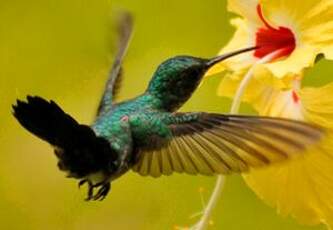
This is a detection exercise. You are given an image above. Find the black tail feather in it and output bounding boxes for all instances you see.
[12,96,117,177]
[13,96,82,147]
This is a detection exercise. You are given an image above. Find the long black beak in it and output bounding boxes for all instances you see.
[206,46,258,68]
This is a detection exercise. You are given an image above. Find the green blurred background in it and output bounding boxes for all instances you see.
[1,0,332,229]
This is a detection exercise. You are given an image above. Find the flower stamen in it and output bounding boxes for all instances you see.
[257,4,276,30]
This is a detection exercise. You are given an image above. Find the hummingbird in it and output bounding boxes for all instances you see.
[12,14,324,201]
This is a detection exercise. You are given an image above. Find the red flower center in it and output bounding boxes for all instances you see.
[254,4,296,59]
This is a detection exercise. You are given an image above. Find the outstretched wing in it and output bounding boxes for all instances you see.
[97,12,133,116]
[132,112,325,177]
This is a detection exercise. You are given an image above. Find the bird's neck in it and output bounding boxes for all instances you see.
[145,79,202,112]
[146,64,205,112]
[144,91,188,112]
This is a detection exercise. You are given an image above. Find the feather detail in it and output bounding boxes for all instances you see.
[132,113,325,177]
[97,12,133,116]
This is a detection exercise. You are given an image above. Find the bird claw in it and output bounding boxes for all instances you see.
[78,180,111,201]
[78,179,87,188]
[92,183,111,201]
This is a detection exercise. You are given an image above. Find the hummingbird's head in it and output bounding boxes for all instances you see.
[147,47,257,111]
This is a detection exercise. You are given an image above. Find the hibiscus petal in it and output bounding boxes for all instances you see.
[264,45,318,78]
[243,82,333,229]
[244,137,333,228]
[217,68,295,101]
[261,0,322,23]
[301,82,333,128]
[228,0,261,25]
[206,18,256,76]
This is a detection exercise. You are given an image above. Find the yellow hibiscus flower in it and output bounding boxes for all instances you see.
[221,73,333,228]
[190,72,333,229]
[193,1,333,229]
[208,0,333,80]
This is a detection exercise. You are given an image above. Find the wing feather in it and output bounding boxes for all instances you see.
[160,148,173,175]
[149,151,162,178]
[180,135,214,175]
[173,138,197,174]
[191,132,235,173]
[97,12,133,116]
[189,133,226,173]
[132,113,325,177]
[167,144,184,173]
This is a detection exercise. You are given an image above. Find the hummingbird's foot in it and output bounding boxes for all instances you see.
[78,180,111,201]
[78,179,88,188]
[92,182,111,201]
